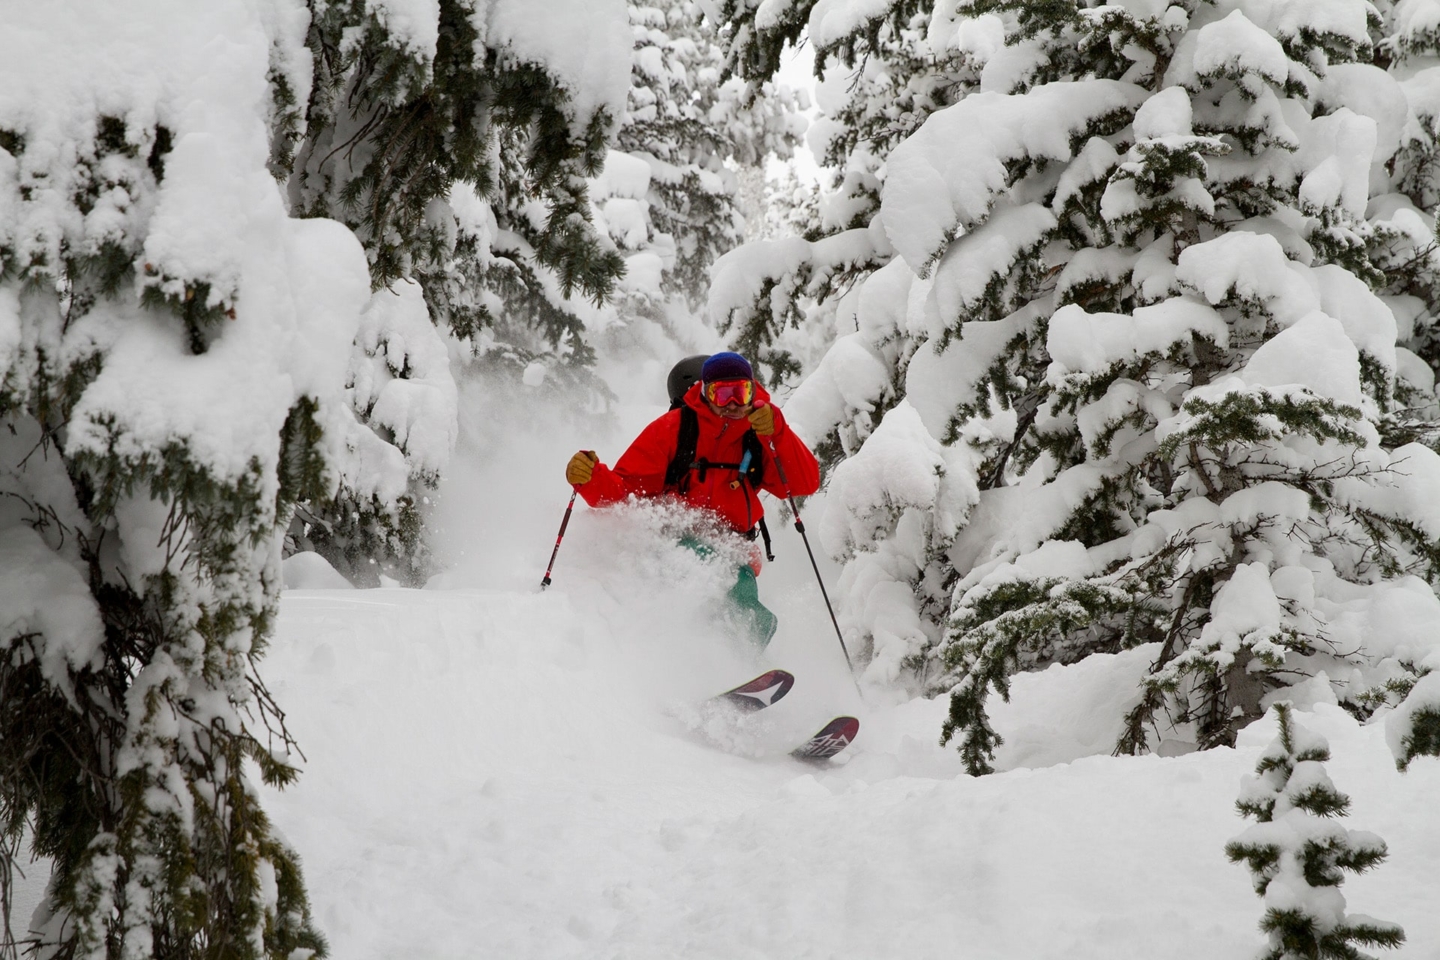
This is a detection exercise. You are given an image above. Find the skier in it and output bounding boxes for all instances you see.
[564,352,820,649]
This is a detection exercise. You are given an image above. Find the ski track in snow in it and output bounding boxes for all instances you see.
[255,379,1440,960]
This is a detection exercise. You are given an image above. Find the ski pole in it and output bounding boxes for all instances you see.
[761,432,861,690]
[540,490,578,590]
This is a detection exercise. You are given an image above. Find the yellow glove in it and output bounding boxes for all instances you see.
[747,403,775,437]
[566,450,599,485]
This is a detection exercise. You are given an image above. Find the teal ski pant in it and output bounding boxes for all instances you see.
[680,536,778,650]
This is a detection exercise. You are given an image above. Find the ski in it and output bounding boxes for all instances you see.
[790,716,859,761]
[709,669,795,713]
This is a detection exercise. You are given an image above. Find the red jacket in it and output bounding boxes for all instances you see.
[576,382,820,534]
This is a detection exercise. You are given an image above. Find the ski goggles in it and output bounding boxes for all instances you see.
[703,378,755,408]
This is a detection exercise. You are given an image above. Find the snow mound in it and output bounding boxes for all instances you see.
[282,552,354,590]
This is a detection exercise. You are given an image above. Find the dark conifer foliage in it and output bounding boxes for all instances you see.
[2,13,335,955]
[284,0,630,584]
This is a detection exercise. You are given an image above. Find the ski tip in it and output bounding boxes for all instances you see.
[790,716,859,762]
[717,669,795,712]
[745,669,795,697]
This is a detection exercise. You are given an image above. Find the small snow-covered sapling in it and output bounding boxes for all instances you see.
[1225,703,1404,960]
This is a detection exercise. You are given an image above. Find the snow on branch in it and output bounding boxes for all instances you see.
[879,80,1148,270]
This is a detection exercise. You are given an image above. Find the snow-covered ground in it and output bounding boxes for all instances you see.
[255,374,1440,960]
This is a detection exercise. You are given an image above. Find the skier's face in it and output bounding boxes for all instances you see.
[707,398,754,419]
[703,378,755,419]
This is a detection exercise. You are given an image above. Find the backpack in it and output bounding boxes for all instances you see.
[663,404,774,561]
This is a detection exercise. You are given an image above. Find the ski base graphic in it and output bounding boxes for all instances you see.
[710,669,794,713]
[790,716,859,761]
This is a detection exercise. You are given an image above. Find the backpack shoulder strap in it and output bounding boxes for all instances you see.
[664,405,699,491]
[741,429,766,487]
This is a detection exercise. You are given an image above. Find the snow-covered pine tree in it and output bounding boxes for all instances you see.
[1385,667,1440,769]
[930,0,1440,773]
[1368,0,1440,442]
[707,0,1014,679]
[293,0,631,347]
[722,0,987,232]
[713,0,1140,688]
[584,0,808,368]
[621,0,807,308]
[1,4,365,956]
[711,0,981,393]
[1226,703,1404,959]
[284,0,632,583]
[743,159,822,244]
[286,279,457,584]
[719,0,1440,756]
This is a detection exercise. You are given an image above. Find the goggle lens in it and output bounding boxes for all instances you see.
[704,379,755,407]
